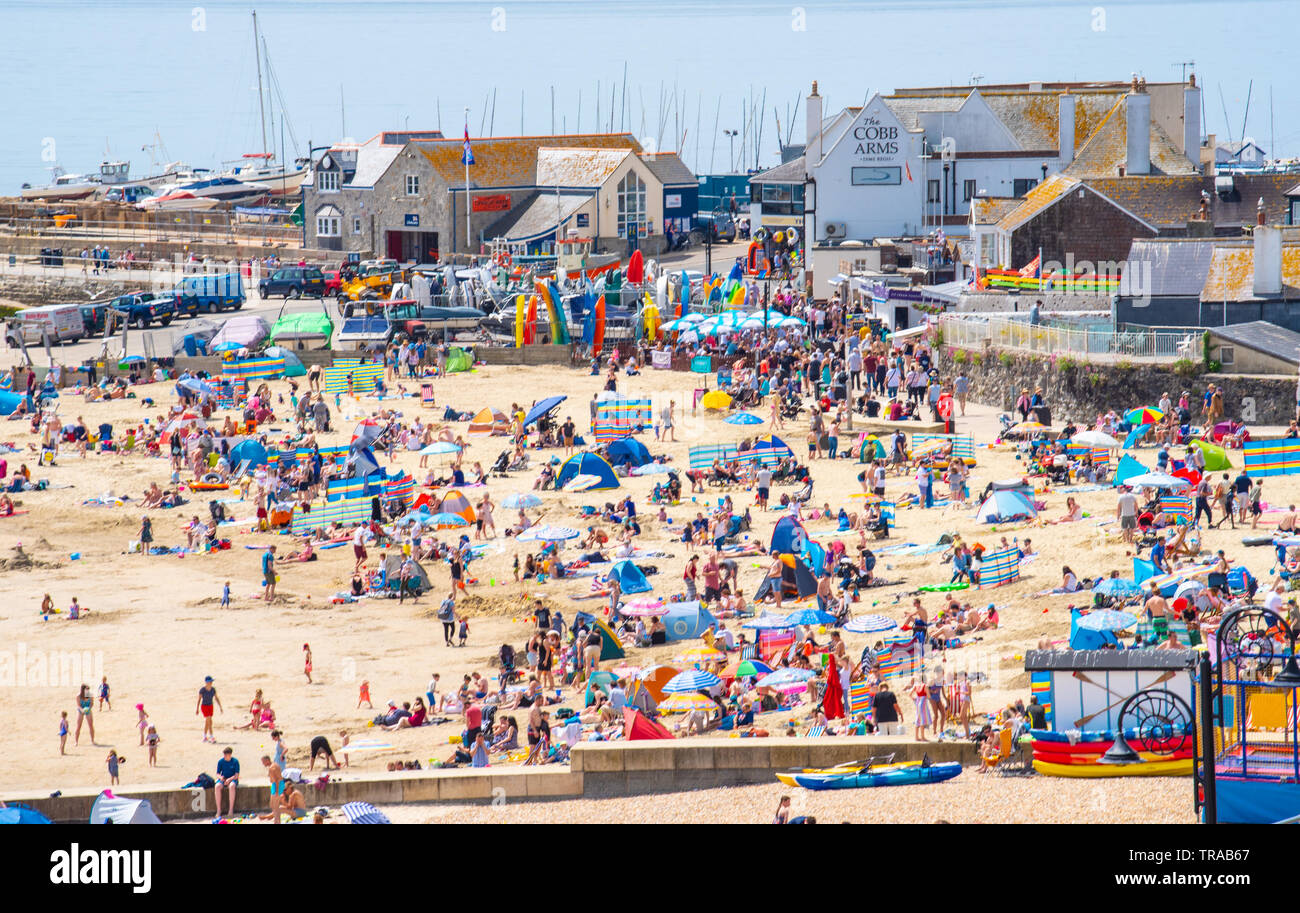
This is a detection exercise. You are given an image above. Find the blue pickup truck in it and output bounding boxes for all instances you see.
[105,291,177,329]
[169,273,246,317]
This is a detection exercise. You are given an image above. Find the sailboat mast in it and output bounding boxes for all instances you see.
[253,10,268,158]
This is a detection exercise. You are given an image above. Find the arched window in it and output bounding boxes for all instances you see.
[617,170,646,239]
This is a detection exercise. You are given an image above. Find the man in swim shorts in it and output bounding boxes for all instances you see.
[196,675,222,743]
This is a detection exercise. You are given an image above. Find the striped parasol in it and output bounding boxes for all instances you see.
[843,614,898,633]
[517,525,580,542]
[910,438,950,459]
[501,493,542,509]
[756,668,817,687]
[657,693,718,714]
[663,670,722,693]
[676,646,727,663]
[341,801,391,824]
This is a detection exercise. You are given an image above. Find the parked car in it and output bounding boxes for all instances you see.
[80,300,112,336]
[322,268,343,296]
[170,273,246,317]
[258,265,326,299]
[105,291,176,329]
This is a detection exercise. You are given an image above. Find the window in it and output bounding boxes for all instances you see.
[963,179,977,202]
[1013,177,1038,196]
[616,170,647,238]
[758,183,805,215]
[317,170,339,192]
[352,218,362,234]
[927,180,941,204]
[1217,346,1235,368]
[405,175,420,196]
[316,215,340,238]
[851,167,901,186]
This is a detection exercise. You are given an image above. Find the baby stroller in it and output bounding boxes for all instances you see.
[498,643,522,686]
[490,450,511,476]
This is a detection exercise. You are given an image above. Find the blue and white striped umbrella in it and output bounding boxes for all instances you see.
[501,493,542,509]
[756,668,817,687]
[517,524,580,542]
[742,613,798,630]
[724,412,764,426]
[843,614,898,634]
[341,801,391,824]
[1074,609,1139,632]
[661,318,694,332]
[663,669,722,694]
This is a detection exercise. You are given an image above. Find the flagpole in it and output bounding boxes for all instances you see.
[464,106,472,261]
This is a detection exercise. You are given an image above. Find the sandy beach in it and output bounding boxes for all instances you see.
[0,357,1281,816]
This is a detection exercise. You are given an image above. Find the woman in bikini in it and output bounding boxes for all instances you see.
[236,689,264,730]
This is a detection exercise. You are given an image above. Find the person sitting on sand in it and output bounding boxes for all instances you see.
[0,494,14,517]
[1051,497,1083,524]
[235,690,265,730]
[386,697,427,731]
[278,541,316,563]
[266,780,306,823]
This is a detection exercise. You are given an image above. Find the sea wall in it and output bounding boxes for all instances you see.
[936,345,1298,426]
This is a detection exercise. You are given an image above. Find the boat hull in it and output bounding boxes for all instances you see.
[777,761,963,790]
[1033,758,1193,777]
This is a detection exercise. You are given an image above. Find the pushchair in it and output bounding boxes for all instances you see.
[490,450,511,476]
[498,643,523,687]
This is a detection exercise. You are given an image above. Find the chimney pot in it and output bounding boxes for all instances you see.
[1257,197,1266,226]
[1189,72,1196,88]
[811,81,819,97]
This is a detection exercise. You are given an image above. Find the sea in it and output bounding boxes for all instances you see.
[0,0,1295,192]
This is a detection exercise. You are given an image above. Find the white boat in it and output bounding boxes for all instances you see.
[137,175,271,210]
[20,169,99,201]
[136,190,221,212]
[225,153,308,197]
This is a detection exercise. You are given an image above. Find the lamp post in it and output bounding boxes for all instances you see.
[724,129,738,172]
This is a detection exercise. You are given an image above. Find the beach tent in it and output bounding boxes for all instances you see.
[380,553,431,592]
[606,437,652,469]
[438,490,477,523]
[210,315,270,350]
[859,436,886,461]
[624,707,673,740]
[608,559,651,595]
[269,312,332,348]
[1069,607,1119,651]
[263,346,307,377]
[975,489,1037,523]
[90,792,162,825]
[0,392,25,416]
[445,347,474,373]
[229,439,269,469]
[0,804,50,824]
[769,515,809,554]
[661,601,717,641]
[639,665,679,703]
[573,612,626,660]
[801,538,828,576]
[1113,454,1149,487]
[467,407,509,435]
[1123,424,1152,449]
[753,554,818,601]
[1190,439,1232,470]
[557,452,619,490]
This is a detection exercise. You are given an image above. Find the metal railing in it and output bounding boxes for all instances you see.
[940,313,1205,362]
[0,215,303,246]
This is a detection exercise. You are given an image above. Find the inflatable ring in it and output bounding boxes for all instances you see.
[202,472,222,484]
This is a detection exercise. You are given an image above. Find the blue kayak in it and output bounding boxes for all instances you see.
[777,760,963,790]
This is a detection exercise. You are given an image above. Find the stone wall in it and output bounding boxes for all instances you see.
[955,291,1111,314]
[937,344,1298,426]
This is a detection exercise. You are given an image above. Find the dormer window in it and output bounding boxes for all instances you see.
[318,170,340,192]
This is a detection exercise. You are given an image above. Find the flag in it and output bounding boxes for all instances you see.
[461,124,475,166]
[904,161,913,182]
[1018,254,1041,279]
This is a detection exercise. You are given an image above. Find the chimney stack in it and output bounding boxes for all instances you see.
[805,80,823,176]
[1183,72,1202,162]
[1125,86,1151,176]
[1253,198,1283,299]
[1058,91,1076,163]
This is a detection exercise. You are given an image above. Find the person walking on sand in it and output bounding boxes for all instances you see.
[660,399,676,442]
[303,643,313,683]
[262,545,277,601]
[74,683,95,745]
[765,550,785,610]
[106,750,123,785]
[220,580,231,609]
[197,675,222,743]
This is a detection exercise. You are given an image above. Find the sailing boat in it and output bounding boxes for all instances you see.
[219,10,308,198]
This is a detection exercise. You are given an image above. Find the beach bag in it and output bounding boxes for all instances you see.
[190,772,215,789]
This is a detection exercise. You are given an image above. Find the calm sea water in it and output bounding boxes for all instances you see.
[1,0,1294,191]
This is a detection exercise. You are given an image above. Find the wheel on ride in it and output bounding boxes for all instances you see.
[1115,689,1193,756]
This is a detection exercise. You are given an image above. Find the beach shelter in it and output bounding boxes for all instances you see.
[445,347,474,373]
[754,554,818,601]
[975,489,1037,523]
[1191,439,1232,470]
[229,439,269,469]
[624,707,673,740]
[1123,424,1152,449]
[556,452,619,490]
[608,560,651,595]
[0,804,50,824]
[0,391,25,416]
[210,315,270,350]
[640,665,679,702]
[438,490,477,524]
[661,601,717,641]
[606,437,652,469]
[1113,454,1149,486]
[770,514,809,554]
[573,612,626,660]
[263,346,307,377]
[1069,607,1119,650]
[467,407,509,435]
[381,553,432,592]
[859,436,886,461]
[90,792,162,825]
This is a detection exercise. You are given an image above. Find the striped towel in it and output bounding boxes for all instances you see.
[690,444,737,470]
[323,363,384,395]
[913,433,974,460]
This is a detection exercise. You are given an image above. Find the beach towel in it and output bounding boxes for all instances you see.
[758,629,795,663]
[912,433,974,460]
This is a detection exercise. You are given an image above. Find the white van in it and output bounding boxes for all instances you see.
[5,303,85,347]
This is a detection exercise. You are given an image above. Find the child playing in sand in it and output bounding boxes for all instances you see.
[106,750,123,785]
[97,675,111,711]
[458,614,469,647]
[221,581,230,609]
[357,679,372,709]
[339,730,350,767]
[303,644,313,683]
[146,725,160,766]
[58,711,69,755]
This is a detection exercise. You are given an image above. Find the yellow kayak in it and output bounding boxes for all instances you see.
[1032,758,1193,778]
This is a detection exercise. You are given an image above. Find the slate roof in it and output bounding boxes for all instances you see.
[749,157,806,184]
[1123,238,1225,297]
[1024,649,1197,671]
[639,152,696,185]
[1209,321,1300,364]
[1081,173,1300,230]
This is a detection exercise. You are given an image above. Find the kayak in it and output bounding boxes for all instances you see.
[1030,736,1190,757]
[777,760,963,790]
[1027,727,1191,744]
[1033,757,1193,777]
[1033,748,1193,765]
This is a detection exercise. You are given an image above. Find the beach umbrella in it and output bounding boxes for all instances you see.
[524,395,566,427]
[910,438,950,459]
[1092,577,1143,598]
[1006,421,1048,435]
[1126,407,1164,425]
[517,524,580,542]
[1072,430,1122,448]
[428,512,469,529]
[661,318,694,332]
[663,670,722,694]
[658,693,718,714]
[678,330,700,345]
[742,613,798,629]
[620,598,665,617]
[501,493,542,509]
[1123,472,1190,489]
[700,390,732,410]
[784,608,837,626]
[739,317,766,331]
[733,659,773,677]
[418,441,461,455]
[676,645,727,663]
[757,668,817,687]
[724,412,763,425]
[212,341,244,353]
[682,313,706,323]
[1174,580,1206,601]
[563,473,604,492]
[776,315,806,329]
[843,614,898,634]
[341,801,391,825]
[630,462,673,476]
[1075,609,1139,632]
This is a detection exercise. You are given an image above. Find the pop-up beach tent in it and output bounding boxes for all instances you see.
[90,792,162,824]
[975,489,1037,523]
[557,452,619,490]
[607,559,651,595]
[606,437,652,469]
[573,612,626,660]
[661,601,717,641]
[753,554,817,601]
